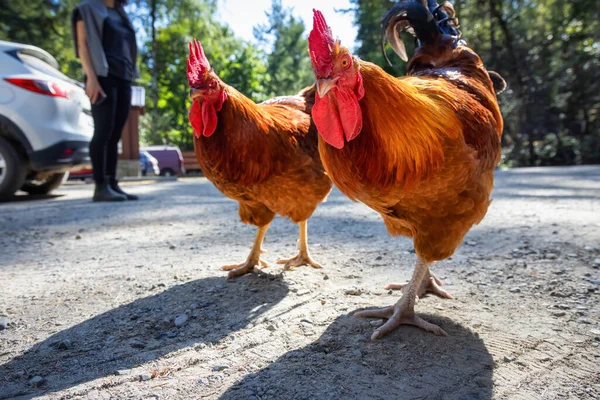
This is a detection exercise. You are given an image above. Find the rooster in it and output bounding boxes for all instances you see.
[187,39,332,279]
[308,2,503,339]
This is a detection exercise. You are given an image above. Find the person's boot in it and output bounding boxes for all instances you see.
[93,181,127,202]
[109,176,139,200]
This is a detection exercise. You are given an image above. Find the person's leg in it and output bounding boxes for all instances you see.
[106,79,138,200]
[90,76,126,202]
[90,76,117,184]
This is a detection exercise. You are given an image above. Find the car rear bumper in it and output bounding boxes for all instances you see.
[29,140,91,172]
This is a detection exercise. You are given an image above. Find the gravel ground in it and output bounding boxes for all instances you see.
[0,166,599,400]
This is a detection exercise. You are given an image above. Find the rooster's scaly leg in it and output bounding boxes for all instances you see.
[386,269,453,299]
[277,220,322,270]
[355,258,447,340]
[221,223,270,279]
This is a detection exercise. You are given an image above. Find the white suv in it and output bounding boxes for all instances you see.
[0,40,93,200]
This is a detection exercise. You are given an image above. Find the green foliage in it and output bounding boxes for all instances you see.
[253,0,314,97]
[347,0,407,77]
[0,0,81,79]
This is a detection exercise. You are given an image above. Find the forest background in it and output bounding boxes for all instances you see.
[1,0,598,166]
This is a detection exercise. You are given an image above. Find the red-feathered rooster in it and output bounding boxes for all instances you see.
[187,39,332,279]
[308,1,504,339]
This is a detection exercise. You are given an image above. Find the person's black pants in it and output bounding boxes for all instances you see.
[90,75,132,184]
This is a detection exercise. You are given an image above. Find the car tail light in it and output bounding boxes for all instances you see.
[4,78,71,99]
[61,148,74,157]
[58,148,75,161]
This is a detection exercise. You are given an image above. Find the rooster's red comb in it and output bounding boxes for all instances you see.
[308,9,335,78]
[187,38,211,87]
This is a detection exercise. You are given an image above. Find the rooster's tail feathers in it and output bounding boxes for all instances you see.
[381,0,463,65]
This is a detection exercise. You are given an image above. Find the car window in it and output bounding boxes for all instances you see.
[17,52,73,83]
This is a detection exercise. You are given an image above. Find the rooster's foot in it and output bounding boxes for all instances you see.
[221,258,269,279]
[277,252,322,270]
[355,302,447,340]
[386,271,453,299]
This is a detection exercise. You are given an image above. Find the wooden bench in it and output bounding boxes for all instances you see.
[182,151,202,174]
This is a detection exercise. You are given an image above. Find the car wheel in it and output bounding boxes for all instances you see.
[161,168,174,177]
[21,172,68,195]
[0,136,27,201]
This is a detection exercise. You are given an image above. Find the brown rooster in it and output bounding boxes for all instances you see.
[308,2,503,339]
[187,39,332,279]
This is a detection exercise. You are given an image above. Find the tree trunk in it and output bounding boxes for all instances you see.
[488,0,497,68]
[151,0,158,113]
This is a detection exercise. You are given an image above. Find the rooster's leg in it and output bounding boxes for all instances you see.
[277,220,322,270]
[221,223,270,279]
[386,269,453,299]
[355,258,447,339]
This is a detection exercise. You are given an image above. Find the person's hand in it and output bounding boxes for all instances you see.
[86,78,106,105]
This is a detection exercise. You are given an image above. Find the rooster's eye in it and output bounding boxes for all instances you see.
[341,55,351,69]
[208,80,217,89]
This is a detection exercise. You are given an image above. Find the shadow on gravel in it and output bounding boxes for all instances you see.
[0,193,65,203]
[0,274,289,399]
[220,313,493,400]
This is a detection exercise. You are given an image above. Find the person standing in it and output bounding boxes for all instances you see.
[72,0,139,201]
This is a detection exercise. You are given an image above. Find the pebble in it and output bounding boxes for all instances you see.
[29,376,45,387]
[344,288,363,296]
[75,235,82,240]
[545,253,559,260]
[509,287,521,293]
[593,258,600,267]
[197,377,208,385]
[474,377,492,387]
[538,356,551,362]
[139,373,153,381]
[296,289,311,296]
[130,339,146,349]
[174,314,188,328]
[0,316,8,330]
[57,338,72,350]
[10,371,25,379]
[369,319,384,327]
[577,318,593,324]
[213,364,229,372]
[115,369,131,376]
[589,329,600,335]
[552,311,566,317]
[266,324,277,332]
[503,355,516,362]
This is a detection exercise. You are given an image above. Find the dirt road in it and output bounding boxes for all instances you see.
[1,166,599,399]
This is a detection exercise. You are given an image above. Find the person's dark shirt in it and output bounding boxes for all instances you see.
[74,7,135,81]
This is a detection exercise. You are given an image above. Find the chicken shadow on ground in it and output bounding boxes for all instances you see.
[0,275,289,399]
[220,312,494,400]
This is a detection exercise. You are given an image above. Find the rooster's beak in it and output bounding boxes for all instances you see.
[317,78,337,98]
[190,88,203,101]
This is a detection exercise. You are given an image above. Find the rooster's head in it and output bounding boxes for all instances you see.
[308,9,364,149]
[187,39,227,138]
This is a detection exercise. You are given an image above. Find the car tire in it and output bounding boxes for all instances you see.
[161,168,174,177]
[0,136,27,201]
[21,172,68,195]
